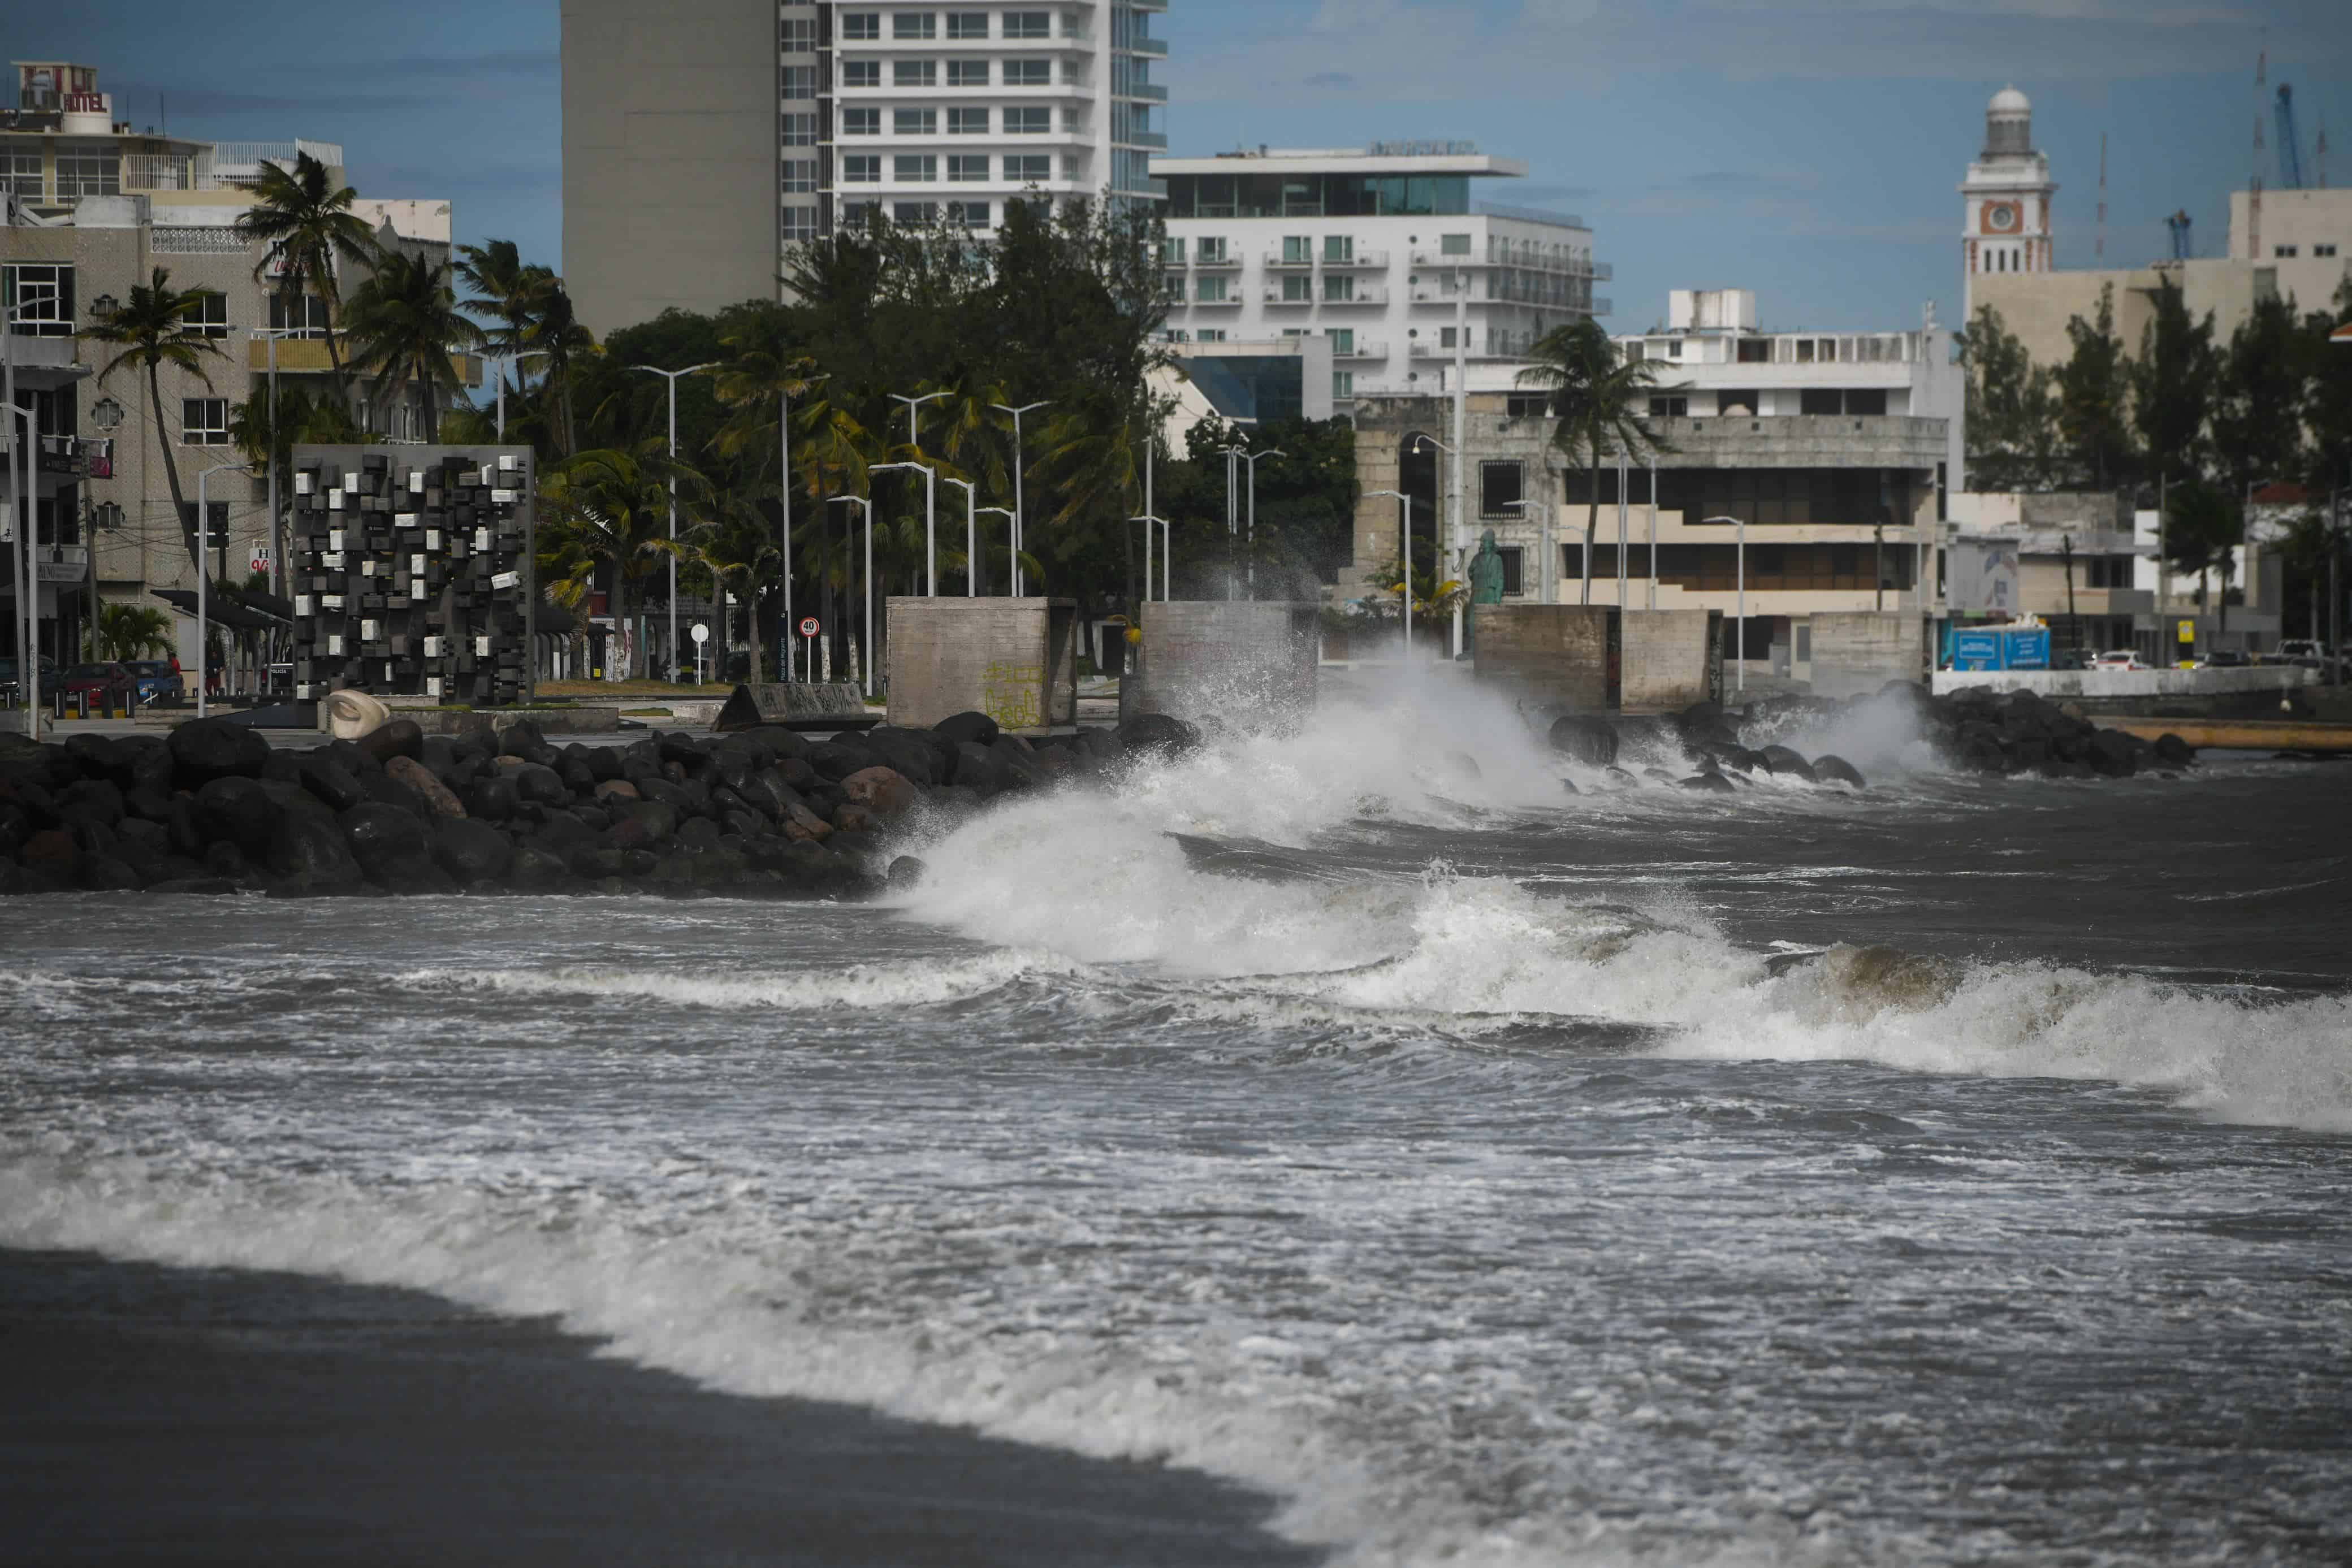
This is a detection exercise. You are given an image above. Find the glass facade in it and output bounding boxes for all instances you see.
[1165,172,1473,219]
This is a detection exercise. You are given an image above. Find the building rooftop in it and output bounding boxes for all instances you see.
[1155,145,1526,178]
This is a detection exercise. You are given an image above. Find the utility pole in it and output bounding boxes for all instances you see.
[2061,532,2078,648]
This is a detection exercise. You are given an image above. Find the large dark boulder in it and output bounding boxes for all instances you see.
[952,740,1006,794]
[1756,745,1817,782]
[583,746,624,783]
[267,811,365,887]
[168,717,272,787]
[1679,772,1737,794]
[806,741,876,783]
[355,718,425,766]
[1813,755,1867,789]
[1547,716,1619,768]
[432,816,514,883]
[989,738,1054,791]
[386,755,468,818]
[467,775,521,821]
[2154,732,2196,768]
[2086,729,2138,778]
[863,731,938,787]
[932,711,1000,749]
[1115,712,1201,759]
[340,802,439,886]
[79,856,144,891]
[508,762,569,807]
[359,769,434,820]
[297,755,367,813]
[56,777,126,829]
[195,776,285,857]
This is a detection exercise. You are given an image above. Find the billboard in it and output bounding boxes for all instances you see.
[1947,538,2020,615]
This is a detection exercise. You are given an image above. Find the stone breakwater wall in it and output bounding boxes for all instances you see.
[0,711,1204,900]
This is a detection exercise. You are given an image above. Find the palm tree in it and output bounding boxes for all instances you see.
[80,268,229,574]
[1517,319,1667,601]
[685,489,782,680]
[538,444,704,680]
[455,239,538,354]
[92,602,176,662]
[791,393,890,674]
[341,251,484,441]
[526,276,595,457]
[227,381,371,478]
[231,150,379,408]
[1036,393,1150,606]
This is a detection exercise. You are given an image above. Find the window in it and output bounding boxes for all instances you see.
[1195,236,1226,263]
[842,154,881,183]
[1062,154,1080,181]
[948,154,990,182]
[893,11,936,39]
[946,199,990,226]
[1333,371,1355,399]
[782,112,816,145]
[894,201,939,224]
[1159,237,1184,265]
[1161,274,1186,302]
[1440,233,1471,255]
[782,64,818,98]
[2275,245,2299,258]
[182,397,230,446]
[894,108,937,135]
[781,206,818,244]
[1005,59,1050,86]
[1323,274,1355,302]
[781,17,817,50]
[841,11,881,40]
[843,59,880,88]
[1327,328,1354,354]
[182,290,231,338]
[1281,275,1312,302]
[1,151,40,200]
[1005,106,1052,134]
[1005,10,1051,38]
[1800,388,1841,416]
[1282,235,1312,264]
[1845,388,1886,416]
[1505,392,1549,419]
[895,154,937,182]
[1480,461,1524,518]
[2318,244,2340,258]
[948,59,989,86]
[1486,545,1524,596]
[842,107,880,135]
[1323,235,1354,263]
[1736,338,1770,363]
[948,106,990,133]
[895,59,937,86]
[841,199,879,226]
[1715,389,1759,416]
[1197,276,1228,303]
[1439,326,1458,349]
[1648,394,1688,418]
[270,293,331,337]
[1165,329,1190,342]
[1005,153,1051,181]
[56,148,120,198]
[2,263,75,336]
[946,11,989,38]
[1196,329,1226,343]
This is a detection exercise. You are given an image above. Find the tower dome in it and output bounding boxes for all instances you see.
[1984,86,2033,157]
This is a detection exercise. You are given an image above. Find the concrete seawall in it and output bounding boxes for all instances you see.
[1934,665,2315,717]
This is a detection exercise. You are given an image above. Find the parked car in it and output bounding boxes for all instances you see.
[59,662,136,704]
[2277,639,2332,668]
[123,660,186,705]
[0,654,60,704]
[2091,649,2150,671]
[2050,647,2094,671]
[2194,649,2251,669]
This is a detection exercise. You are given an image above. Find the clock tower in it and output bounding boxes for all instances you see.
[1960,86,2056,315]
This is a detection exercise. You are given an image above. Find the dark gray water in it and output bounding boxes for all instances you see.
[4,692,2348,1566]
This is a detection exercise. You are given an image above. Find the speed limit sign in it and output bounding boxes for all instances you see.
[798,616,820,638]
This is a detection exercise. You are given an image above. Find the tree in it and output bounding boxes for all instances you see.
[80,268,230,574]
[2163,478,2237,626]
[342,250,484,441]
[528,275,595,457]
[2131,278,2220,485]
[92,602,175,662]
[227,380,370,481]
[537,444,704,680]
[1956,303,2061,491]
[1517,319,1666,603]
[2055,283,2134,490]
[231,150,380,408]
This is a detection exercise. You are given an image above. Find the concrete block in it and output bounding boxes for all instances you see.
[1472,604,1620,712]
[715,682,873,730]
[1620,609,1723,712]
[1130,602,1319,733]
[886,597,1079,733]
[1809,612,1927,700]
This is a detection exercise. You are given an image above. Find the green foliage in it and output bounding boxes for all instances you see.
[227,382,372,478]
[537,444,701,679]
[1956,302,2061,491]
[1145,413,1359,599]
[342,251,484,441]
[2130,279,2221,481]
[79,267,231,573]
[230,150,380,406]
[2055,284,2135,490]
[92,603,175,662]
[1517,319,1667,561]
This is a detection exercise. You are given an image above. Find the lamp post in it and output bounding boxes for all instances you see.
[944,477,979,596]
[871,461,937,596]
[991,399,1049,596]
[1701,514,1748,692]
[631,361,715,682]
[485,349,549,441]
[6,280,60,739]
[775,371,825,682]
[1222,445,1285,599]
[977,505,1014,596]
[251,326,309,597]
[194,460,254,720]
[830,495,874,696]
[1412,434,1460,652]
[1131,513,1167,605]
[1368,487,1411,687]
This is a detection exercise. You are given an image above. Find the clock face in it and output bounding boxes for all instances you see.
[1985,201,2019,233]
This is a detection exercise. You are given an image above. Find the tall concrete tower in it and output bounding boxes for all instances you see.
[1959,86,2056,317]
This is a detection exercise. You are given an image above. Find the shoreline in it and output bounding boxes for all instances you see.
[0,1246,1319,1568]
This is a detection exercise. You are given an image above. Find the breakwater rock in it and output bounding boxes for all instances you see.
[0,711,1195,900]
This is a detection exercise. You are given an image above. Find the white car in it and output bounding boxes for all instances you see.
[2091,650,2148,671]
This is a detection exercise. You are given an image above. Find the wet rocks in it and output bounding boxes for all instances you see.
[167,717,272,786]
[1547,716,1620,768]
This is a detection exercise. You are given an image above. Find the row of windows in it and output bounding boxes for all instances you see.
[2,265,334,340]
[840,105,1066,135]
[2272,244,2341,258]
[1559,467,1912,529]
[843,153,1066,183]
[840,10,1070,41]
[839,198,998,228]
[840,58,1071,86]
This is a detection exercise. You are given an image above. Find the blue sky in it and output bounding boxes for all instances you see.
[27,0,2351,334]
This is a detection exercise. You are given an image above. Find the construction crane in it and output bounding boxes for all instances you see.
[2166,210,2194,260]
[2276,84,2306,189]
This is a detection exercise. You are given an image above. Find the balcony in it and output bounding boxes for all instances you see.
[1126,36,1169,56]
[1189,292,1244,309]
[1319,284,1389,306]
[1322,248,1389,268]
[1118,83,1169,102]
[1260,287,1316,306]
[1410,248,1478,267]
[1264,251,1315,270]
[1335,340,1389,361]
[1408,284,1472,304]
[247,336,482,387]
[1191,249,1241,269]
[34,544,90,584]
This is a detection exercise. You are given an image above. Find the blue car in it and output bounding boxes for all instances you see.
[0,654,59,705]
[123,660,187,705]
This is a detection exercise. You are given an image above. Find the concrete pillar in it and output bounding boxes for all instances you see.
[884,596,1078,733]
[1130,601,1318,733]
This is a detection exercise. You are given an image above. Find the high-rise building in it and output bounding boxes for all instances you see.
[563,1,1171,336]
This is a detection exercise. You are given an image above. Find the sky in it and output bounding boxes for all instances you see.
[25,0,2352,335]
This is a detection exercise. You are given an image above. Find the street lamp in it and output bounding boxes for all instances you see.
[775,371,825,683]
[631,361,715,681]
[943,476,979,597]
[6,280,61,738]
[1131,514,1168,606]
[871,461,938,596]
[1412,434,1462,653]
[484,349,549,441]
[195,460,254,719]
[1222,445,1285,599]
[829,495,874,696]
[1700,515,1748,692]
[1368,487,1412,688]
[991,399,1049,595]
[889,389,948,450]
[976,506,1014,596]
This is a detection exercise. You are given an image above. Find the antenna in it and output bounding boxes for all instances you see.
[2096,133,2107,263]
[2249,50,2264,261]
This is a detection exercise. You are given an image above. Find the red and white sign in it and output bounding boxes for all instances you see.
[250,545,272,575]
[798,616,820,638]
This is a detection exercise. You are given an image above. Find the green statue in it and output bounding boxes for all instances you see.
[1466,530,1506,652]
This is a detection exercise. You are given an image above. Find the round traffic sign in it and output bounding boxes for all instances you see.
[798,616,820,638]
[690,622,710,644]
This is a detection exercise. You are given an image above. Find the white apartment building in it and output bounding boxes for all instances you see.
[1152,144,1608,408]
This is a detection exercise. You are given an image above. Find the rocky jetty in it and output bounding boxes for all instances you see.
[0,710,1194,900]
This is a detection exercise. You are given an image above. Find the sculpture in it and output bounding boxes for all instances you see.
[1467,530,1506,651]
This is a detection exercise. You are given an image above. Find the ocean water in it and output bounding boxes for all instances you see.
[4,687,2349,1566]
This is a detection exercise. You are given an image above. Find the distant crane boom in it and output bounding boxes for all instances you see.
[2277,84,2306,190]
